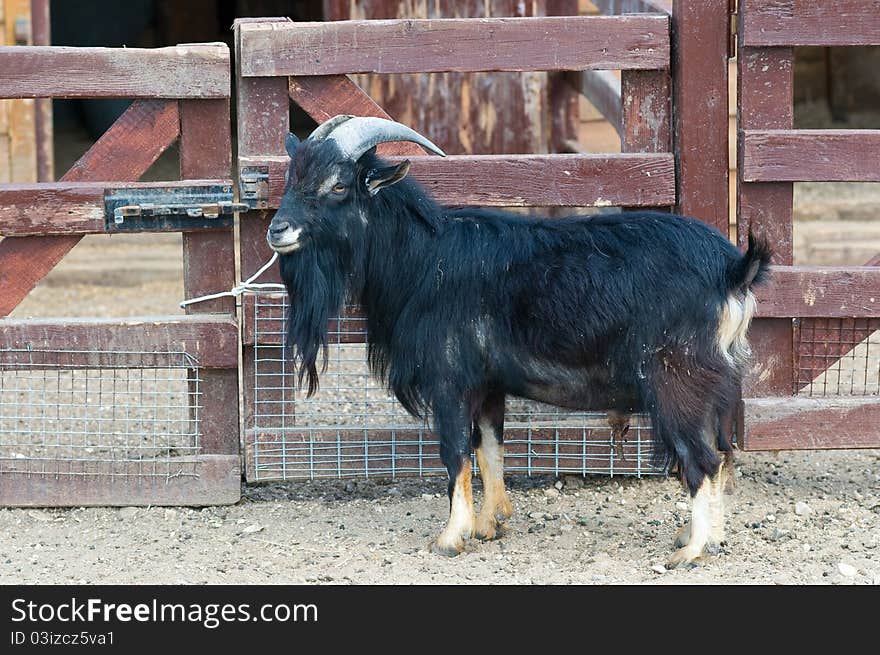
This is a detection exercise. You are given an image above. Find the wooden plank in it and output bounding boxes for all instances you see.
[238,16,671,76]
[244,427,658,481]
[30,0,52,181]
[736,49,793,260]
[568,70,623,138]
[241,152,676,209]
[742,129,880,182]
[741,0,880,47]
[0,44,230,99]
[740,397,880,451]
[737,44,794,398]
[0,179,234,236]
[179,98,239,463]
[754,266,880,318]
[0,315,239,369]
[0,99,180,316]
[672,0,729,234]
[621,69,671,153]
[0,454,240,506]
[0,135,9,183]
[179,99,234,314]
[288,76,425,158]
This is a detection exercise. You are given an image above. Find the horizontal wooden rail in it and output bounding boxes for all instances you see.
[0,455,240,506]
[741,0,880,47]
[0,44,229,99]
[739,396,880,451]
[0,316,238,369]
[566,70,623,138]
[240,153,675,208]
[754,266,880,318]
[0,179,235,236]
[742,130,880,182]
[238,16,670,76]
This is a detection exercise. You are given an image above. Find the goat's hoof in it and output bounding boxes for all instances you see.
[429,538,464,558]
[673,523,691,549]
[474,514,502,541]
[666,547,704,570]
[496,497,514,521]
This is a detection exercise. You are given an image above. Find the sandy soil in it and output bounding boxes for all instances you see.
[1,228,878,585]
[1,124,878,585]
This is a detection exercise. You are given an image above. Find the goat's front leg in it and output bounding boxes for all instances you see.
[430,403,476,557]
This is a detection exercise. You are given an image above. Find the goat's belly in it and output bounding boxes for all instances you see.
[500,360,641,412]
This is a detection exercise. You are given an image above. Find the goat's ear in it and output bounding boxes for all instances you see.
[285,133,300,157]
[365,160,411,196]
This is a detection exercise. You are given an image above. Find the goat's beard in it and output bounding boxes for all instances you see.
[279,237,363,396]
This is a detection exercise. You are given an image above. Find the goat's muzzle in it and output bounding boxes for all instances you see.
[267,221,304,254]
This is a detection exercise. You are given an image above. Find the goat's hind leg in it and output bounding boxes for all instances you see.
[473,391,512,541]
[666,411,728,569]
[430,402,476,557]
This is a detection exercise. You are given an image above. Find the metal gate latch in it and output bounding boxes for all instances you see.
[105,184,248,232]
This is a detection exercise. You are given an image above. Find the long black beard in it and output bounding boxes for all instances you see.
[279,238,362,396]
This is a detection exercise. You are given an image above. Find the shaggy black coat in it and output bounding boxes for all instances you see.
[275,142,771,496]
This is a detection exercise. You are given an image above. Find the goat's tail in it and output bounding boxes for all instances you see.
[728,232,772,293]
[717,233,772,368]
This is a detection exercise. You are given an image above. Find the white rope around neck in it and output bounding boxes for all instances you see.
[179,252,285,308]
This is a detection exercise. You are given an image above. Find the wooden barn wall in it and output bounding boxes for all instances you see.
[323,0,567,155]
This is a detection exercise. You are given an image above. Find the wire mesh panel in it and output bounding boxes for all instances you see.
[0,349,201,479]
[246,292,664,481]
[795,318,880,397]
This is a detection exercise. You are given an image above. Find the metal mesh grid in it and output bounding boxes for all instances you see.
[795,318,880,397]
[0,349,202,479]
[249,292,664,481]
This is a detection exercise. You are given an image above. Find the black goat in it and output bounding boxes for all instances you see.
[268,115,771,568]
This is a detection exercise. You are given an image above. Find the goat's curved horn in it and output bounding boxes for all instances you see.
[320,116,446,160]
[307,114,356,142]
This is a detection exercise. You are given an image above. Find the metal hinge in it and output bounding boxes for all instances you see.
[239,166,269,210]
[728,0,738,59]
[105,184,246,232]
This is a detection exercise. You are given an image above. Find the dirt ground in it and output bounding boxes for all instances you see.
[1,219,878,585]
[1,121,879,584]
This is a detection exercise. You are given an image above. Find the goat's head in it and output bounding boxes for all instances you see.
[267,115,445,394]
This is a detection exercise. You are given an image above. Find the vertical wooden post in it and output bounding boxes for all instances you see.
[179,94,240,462]
[737,44,795,400]
[671,0,729,234]
[30,0,52,181]
[234,19,291,458]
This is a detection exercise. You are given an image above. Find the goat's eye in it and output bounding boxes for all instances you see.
[331,183,347,194]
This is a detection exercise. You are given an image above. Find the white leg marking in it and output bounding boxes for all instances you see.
[432,460,475,556]
[667,466,724,569]
[474,421,512,540]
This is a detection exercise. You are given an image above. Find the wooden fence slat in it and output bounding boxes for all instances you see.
[741,0,880,47]
[740,397,880,451]
[0,315,239,369]
[0,99,180,317]
[238,16,670,76]
[753,267,880,318]
[0,179,233,236]
[743,129,880,182]
[737,43,794,399]
[240,153,675,209]
[0,455,240,506]
[672,0,730,234]
[0,44,230,99]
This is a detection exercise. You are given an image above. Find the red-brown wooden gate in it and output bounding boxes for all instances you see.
[736,0,880,449]
[0,43,240,505]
